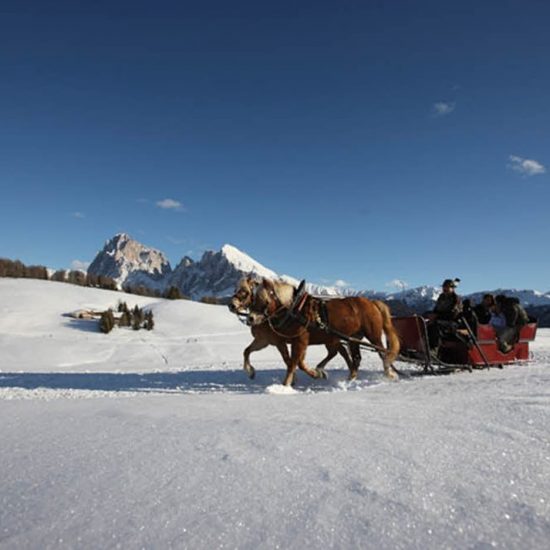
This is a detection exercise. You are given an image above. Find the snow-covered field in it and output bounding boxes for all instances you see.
[1,279,549,549]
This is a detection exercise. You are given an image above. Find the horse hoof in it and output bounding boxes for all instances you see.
[348,372,358,381]
[316,368,328,380]
[246,366,256,380]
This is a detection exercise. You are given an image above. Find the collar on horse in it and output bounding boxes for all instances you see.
[263,280,313,338]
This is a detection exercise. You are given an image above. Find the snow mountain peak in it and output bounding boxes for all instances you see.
[219,244,277,279]
[169,244,277,299]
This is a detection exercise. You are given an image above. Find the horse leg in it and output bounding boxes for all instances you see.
[371,300,400,379]
[369,334,398,380]
[297,340,327,381]
[299,355,327,380]
[275,341,292,368]
[337,342,360,380]
[320,340,356,380]
[283,338,324,385]
[381,352,398,379]
[315,343,338,377]
[243,337,269,379]
[283,343,301,386]
[273,341,296,385]
[347,342,361,380]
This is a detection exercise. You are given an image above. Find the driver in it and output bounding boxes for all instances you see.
[434,278,463,320]
[428,278,463,353]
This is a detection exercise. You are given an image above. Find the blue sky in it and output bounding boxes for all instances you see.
[0,0,548,293]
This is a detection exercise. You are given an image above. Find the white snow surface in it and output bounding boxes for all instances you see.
[1,279,549,549]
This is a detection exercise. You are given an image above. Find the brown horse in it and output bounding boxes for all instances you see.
[230,277,400,386]
[229,277,356,380]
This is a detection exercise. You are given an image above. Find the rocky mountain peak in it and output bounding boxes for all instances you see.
[176,256,195,269]
[168,244,277,299]
[88,234,172,289]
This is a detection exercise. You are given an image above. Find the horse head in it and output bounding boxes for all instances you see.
[229,277,296,326]
[228,276,260,317]
[248,278,297,326]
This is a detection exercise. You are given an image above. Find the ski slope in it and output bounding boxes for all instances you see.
[1,279,549,549]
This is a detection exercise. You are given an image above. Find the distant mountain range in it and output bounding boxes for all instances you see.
[87,234,550,313]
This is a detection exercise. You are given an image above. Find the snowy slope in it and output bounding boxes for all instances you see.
[1,279,549,549]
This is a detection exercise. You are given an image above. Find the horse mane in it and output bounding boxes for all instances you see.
[261,278,296,308]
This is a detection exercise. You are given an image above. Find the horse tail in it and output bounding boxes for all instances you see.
[372,300,400,365]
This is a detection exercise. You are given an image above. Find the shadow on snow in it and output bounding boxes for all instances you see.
[0,368,390,395]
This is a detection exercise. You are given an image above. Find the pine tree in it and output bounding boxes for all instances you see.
[145,310,155,331]
[132,313,141,331]
[165,286,183,300]
[99,309,115,333]
[26,265,48,280]
[51,269,67,282]
[86,273,99,287]
[68,270,86,286]
[133,305,144,324]
[119,311,130,327]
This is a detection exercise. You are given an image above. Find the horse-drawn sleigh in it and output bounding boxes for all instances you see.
[229,277,538,385]
[393,314,537,373]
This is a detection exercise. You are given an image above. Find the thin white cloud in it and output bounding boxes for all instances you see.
[432,101,456,116]
[386,279,409,291]
[71,212,85,219]
[71,260,90,271]
[156,198,184,211]
[508,155,546,177]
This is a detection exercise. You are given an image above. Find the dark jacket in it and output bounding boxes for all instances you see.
[474,304,492,324]
[434,292,462,321]
[502,298,529,328]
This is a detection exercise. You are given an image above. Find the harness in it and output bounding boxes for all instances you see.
[264,281,312,339]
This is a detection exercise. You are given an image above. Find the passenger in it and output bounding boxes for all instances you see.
[474,293,495,324]
[489,301,506,331]
[428,278,463,352]
[494,295,530,353]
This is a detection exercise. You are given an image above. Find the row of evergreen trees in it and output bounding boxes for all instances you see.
[1,257,222,303]
[52,270,118,290]
[99,302,155,334]
[0,258,117,290]
[124,285,195,301]
[0,258,49,280]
